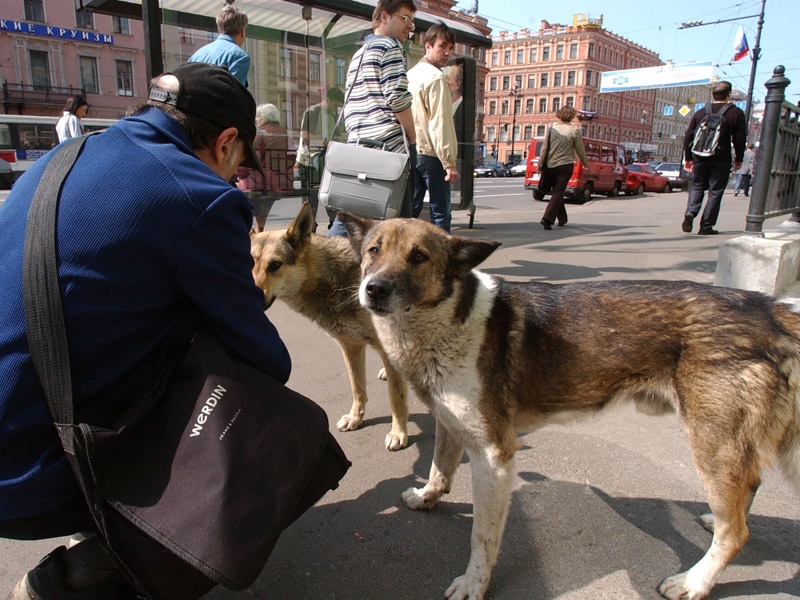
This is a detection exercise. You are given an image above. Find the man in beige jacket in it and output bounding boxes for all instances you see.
[408,23,458,232]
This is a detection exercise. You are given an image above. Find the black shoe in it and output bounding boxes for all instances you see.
[681,214,694,233]
[557,218,568,227]
[540,219,552,230]
[698,228,720,235]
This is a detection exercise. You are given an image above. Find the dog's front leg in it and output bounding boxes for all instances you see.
[445,446,513,600]
[335,338,367,432]
[379,355,409,451]
[402,420,463,510]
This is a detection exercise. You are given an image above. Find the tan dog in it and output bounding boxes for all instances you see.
[250,203,408,450]
[338,212,800,600]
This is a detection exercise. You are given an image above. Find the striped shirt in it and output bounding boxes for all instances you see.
[344,35,412,153]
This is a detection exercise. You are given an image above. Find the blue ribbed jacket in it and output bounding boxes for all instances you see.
[0,108,291,519]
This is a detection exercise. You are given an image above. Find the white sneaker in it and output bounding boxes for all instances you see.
[10,574,38,600]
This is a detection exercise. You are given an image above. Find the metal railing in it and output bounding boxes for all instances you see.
[2,81,86,108]
[745,65,800,234]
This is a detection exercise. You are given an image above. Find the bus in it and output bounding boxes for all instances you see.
[0,114,117,184]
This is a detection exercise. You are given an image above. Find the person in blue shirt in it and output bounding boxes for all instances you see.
[1,63,290,599]
[188,0,250,86]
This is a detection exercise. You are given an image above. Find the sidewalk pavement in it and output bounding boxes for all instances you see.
[2,185,798,599]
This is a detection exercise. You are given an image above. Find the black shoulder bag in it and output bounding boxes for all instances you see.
[22,135,351,599]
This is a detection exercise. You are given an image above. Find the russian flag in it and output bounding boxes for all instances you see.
[733,26,749,62]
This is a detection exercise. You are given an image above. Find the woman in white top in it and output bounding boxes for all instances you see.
[55,95,89,143]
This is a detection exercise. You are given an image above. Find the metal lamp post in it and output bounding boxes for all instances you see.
[509,86,523,163]
[638,109,648,160]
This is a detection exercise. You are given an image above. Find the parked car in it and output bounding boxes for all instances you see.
[474,160,510,177]
[626,163,671,195]
[509,161,527,176]
[524,137,628,203]
[655,162,691,190]
[0,157,14,189]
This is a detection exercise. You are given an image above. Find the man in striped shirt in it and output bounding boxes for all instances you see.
[328,0,417,236]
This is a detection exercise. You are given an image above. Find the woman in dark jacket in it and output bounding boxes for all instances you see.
[537,106,587,229]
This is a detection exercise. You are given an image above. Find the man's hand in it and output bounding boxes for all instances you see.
[684,160,694,173]
[734,161,743,172]
[445,167,458,183]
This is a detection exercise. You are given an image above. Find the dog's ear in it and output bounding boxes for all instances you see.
[286,202,315,250]
[338,211,374,256]
[449,237,502,274]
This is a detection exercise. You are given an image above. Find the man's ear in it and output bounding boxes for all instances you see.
[338,211,373,257]
[214,127,240,166]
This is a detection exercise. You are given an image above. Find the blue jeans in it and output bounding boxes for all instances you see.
[412,154,451,232]
[734,173,751,196]
[686,160,731,231]
[329,143,416,237]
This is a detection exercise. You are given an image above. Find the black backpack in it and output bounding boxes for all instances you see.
[691,103,732,158]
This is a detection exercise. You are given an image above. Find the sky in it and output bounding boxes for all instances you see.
[453,0,799,110]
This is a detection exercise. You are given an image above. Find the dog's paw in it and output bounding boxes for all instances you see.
[401,486,440,510]
[658,572,709,600]
[377,367,387,381]
[336,414,363,432]
[385,430,408,451]
[444,575,486,600]
[698,513,715,533]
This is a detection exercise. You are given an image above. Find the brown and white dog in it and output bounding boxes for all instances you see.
[338,212,800,600]
[250,203,409,450]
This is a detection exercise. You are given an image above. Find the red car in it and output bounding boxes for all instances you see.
[626,163,671,195]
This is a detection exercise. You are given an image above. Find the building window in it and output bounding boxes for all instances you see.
[554,72,562,87]
[537,124,546,136]
[488,126,495,142]
[582,96,590,110]
[116,60,134,96]
[490,77,497,91]
[309,53,320,82]
[526,98,534,113]
[79,56,99,94]
[500,124,508,142]
[178,28,193,44]
[335,58,346,84]
[528,74,535,89]
[76,8,93,29]
[556,45,564,60]
[502,76,510,91]
[24,0,44,22]
[542,46,550,61]
[513,125,520,141]
[539,98,547,113]
[586,70,592,86]
[29,50,50,90]
[566,96,574,107]
[501,100,509,114]
[516,49,524,63]
[524,125,532,140]
[513,98,521,115]
[540,73,548,87]
[515,75,523,89]
[588,42,595,58]
[504,50,511,65]
[489,100,496,115]
[491,52,498,66]
[280,48,293,78]
[529,48,537,62]
[567,70,576,86]
[570,43,578,59]
[553,97,561,112]
[112,16,130,34]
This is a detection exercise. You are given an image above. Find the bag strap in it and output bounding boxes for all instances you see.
[22,135,93,447]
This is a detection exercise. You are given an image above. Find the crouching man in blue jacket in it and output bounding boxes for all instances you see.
[0,63,291,599]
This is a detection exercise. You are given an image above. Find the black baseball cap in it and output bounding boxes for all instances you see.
[148,62,265,177]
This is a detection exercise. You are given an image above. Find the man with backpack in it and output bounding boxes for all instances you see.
[681,81,747,235]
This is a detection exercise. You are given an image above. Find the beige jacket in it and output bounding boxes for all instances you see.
[539,121,587,168]
[407,60,458,169]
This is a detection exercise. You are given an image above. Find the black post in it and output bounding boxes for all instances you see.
[142,0,163,83]
[745,0,766,132]
[745,65,790,234]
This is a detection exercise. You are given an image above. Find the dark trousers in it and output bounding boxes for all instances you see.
[412,154,451,232]
[686,160,731,231]
[541,163,574,225]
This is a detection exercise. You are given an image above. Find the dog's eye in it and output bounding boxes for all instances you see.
[410,250,428,265]
[368,246,380,257]
[267,260,282,273]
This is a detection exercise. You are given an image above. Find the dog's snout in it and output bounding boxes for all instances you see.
[366,279,393,301]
